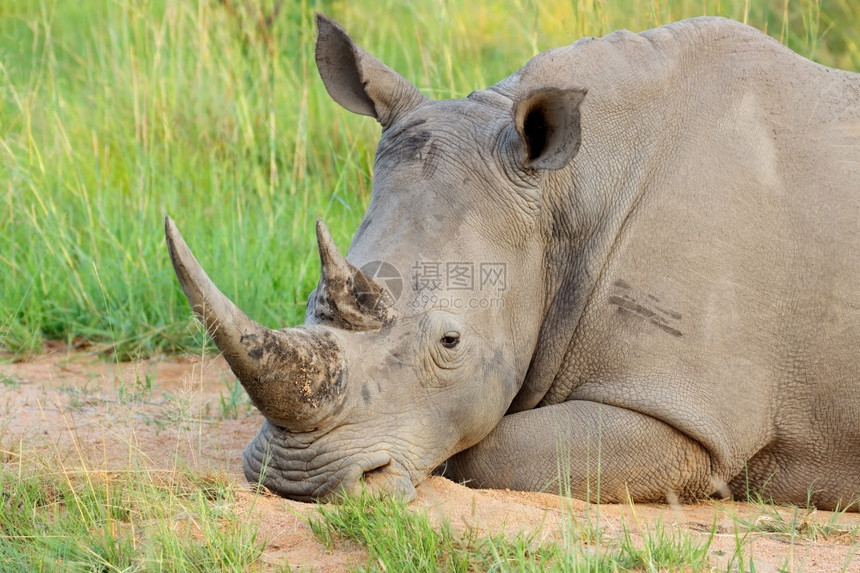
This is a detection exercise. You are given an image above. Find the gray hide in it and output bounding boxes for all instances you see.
[166,15,860,510]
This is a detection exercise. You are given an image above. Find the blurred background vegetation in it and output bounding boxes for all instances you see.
[1,0,858,358]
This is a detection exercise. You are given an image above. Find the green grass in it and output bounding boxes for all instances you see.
[616,516,715,571]
[1,0,859,358]
[0,459,718,571]
[4,457,857,572]
[0,459,264,571]
[219,376,253,420]
[308,490,716,571]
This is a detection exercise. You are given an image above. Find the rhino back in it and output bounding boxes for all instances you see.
[501,18,860,496]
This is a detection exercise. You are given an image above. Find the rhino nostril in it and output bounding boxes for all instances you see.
[355,458,417,501]
[362,461,391,482]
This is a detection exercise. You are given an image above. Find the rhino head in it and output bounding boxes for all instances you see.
[165,14,586,501]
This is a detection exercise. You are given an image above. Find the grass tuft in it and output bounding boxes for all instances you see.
[739,496,860,544]
[308,490,719,571]
[617,516,714,571]
[0,454,264,570]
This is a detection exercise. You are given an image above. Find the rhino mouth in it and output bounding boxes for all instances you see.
[242,421,419,502]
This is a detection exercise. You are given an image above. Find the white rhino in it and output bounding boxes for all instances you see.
[166,15,860,509]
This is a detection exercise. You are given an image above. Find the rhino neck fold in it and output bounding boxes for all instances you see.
[508,184,604,413]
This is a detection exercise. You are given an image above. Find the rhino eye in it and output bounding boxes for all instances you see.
[440,333,460,349]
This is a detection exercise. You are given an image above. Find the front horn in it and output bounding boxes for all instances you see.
[165,216,346,432]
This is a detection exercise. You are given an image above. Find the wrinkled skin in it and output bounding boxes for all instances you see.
[167,15,860,509]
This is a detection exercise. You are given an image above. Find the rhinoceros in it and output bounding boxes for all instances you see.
[165,14,860,509]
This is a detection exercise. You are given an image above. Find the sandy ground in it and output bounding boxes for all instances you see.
[1,346,858,571]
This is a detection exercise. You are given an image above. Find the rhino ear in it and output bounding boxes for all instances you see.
[315,14,427,129]
[513,87,587,170]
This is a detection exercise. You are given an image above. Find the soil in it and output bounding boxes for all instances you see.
[1,346,858,572]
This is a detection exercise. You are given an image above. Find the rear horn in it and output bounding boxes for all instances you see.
[310,219,394,330]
